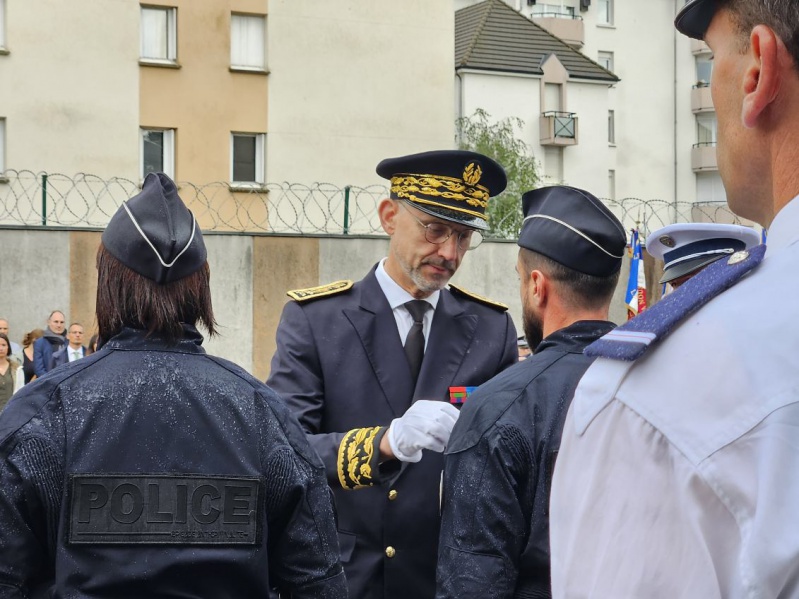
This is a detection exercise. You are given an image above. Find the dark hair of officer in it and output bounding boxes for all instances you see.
[677,0,799,67]
[727,0,799,67]
[96,172,216,345]
[518,250,619,311]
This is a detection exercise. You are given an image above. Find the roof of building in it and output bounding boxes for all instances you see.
[455,0,620,83]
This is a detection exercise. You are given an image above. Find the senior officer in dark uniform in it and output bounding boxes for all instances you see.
[435,186,626,599]
[0,173,347,598]
[268,150,518,599]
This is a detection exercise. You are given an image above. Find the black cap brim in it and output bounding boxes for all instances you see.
[410,202,488,231]
[675,0,717,40]
[660,253,725,283]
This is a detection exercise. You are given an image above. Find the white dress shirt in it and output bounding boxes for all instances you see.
[550,196,799,599]
[375,258,439,349]
[68,347,84,362]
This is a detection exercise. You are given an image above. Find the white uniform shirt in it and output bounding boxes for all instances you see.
[550,196,799,599]
[375,258,439,349]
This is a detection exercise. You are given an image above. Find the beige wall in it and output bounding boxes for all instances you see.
[140,0,268,185]
[266,0,455,187]
[0,0,139,177]
[0,229,638,381]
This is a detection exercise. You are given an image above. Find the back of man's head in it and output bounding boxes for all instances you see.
[517,185,626,311]
[96,173,216,345]
[519,249,620,311]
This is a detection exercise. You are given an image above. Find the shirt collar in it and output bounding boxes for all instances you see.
[765,194,799,258]
[375,259,440,310]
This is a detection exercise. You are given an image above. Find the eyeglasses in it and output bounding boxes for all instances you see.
[399,202,483,250]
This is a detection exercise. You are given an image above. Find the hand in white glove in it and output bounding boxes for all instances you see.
[387,400,460,463]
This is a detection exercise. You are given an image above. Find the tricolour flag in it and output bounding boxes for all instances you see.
[625,228,647,320]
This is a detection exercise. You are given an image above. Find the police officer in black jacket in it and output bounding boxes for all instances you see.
[436,186,627,598]
[0,173,347,598]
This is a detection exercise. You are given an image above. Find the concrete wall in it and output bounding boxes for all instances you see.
[267,0,455,187]
[0,228,637,381]
[0,0,139,177]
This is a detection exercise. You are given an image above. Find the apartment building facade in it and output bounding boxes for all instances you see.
[454,0,727,212]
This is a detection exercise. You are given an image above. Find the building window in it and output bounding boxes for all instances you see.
[696,172,726,203]
[696,56,713,86]
[231,133,265,185]
[0,118,5,173]
[0,0,6,50]
[140,6,177,63]
[231,14,266,71]
[597,0,613,25]
[544,83,562,112]
[608,170,616,200]
[696,113,717,145]
[531,2,576,18]
[608,110,615,144]
[544,147,563,182]
[140,128,175,179]
[598,51,614,72]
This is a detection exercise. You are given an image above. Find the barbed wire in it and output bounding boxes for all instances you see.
[0,169,749,240]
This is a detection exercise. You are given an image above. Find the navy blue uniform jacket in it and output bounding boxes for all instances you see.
[436,320,615,599]
[0,326,347,599]
[268,266,517,599]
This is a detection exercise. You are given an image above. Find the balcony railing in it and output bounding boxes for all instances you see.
[540,111,578,146]
[531,14,585,48]
[691,38,711,55]
[531,11,583,19]
[691,83,714,112]
[691,141,718,172]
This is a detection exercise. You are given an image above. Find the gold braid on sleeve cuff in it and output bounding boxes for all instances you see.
[337,426,383,490]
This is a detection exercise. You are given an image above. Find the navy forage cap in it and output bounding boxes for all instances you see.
[518,186,626,277]
[675,0,718,40]
[376,150,507,231]
[101,172,207,284]
[647,222,760,284]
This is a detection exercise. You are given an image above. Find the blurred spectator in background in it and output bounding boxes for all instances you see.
[20,329,44,384]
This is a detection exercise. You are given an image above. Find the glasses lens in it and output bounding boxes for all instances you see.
[425,223,452,245]
[463,230,483,250]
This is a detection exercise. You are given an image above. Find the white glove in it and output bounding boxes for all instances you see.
[387,400,460,463]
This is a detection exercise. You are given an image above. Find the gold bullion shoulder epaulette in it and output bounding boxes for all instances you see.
[286,280,354,303]
[448,284,508,311]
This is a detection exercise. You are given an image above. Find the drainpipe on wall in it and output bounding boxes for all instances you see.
[456,71,465,146]
[673,0,679,223]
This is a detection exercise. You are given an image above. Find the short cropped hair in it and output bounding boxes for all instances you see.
[95,243,217,345]
[519,248,619,311]
[724,0,799,70]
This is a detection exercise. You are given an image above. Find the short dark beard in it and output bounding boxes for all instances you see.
[522,307,544,352]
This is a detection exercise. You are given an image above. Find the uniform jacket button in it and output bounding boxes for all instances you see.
[385,546,396,558]
[388,489,398,500]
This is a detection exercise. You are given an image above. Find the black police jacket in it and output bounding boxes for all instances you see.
[436,320,616,599]
[0,326,347,599]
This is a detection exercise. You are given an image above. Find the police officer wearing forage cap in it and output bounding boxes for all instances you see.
[435,185,625,599]
[268,150,518,599]
[0,172,347,598]
[551,1,799,596]
[648,222,761,289]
